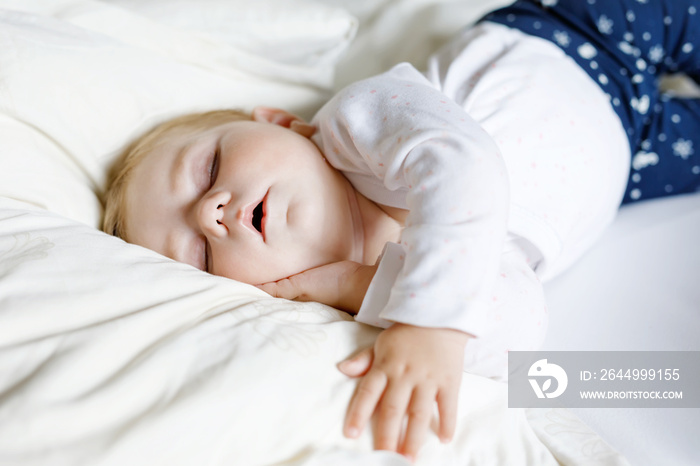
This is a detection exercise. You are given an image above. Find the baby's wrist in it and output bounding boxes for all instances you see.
[432,326,472,347]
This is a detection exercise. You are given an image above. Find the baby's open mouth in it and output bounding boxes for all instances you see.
[252,200,263,233]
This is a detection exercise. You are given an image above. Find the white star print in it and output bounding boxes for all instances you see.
[597,15,614,34]
[553,30,571,47]
[648,44,664,63]
[632,151,659,170]
[672,139,694,159]
[578,42,597,59]
[618,41,640,57]
[631,95,649,114]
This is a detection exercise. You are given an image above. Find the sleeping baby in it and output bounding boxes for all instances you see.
[102,0,699,461]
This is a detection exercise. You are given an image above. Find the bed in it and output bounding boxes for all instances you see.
[0,1,697,465]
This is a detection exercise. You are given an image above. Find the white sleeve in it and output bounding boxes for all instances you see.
[462,239,549,381]
[311,63,509,338]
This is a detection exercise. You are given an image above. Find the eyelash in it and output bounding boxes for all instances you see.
[203,147,220,273]
[208,148,220,188]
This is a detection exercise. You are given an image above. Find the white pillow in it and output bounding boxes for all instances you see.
[0,1,356,227]
[103,0,358,68]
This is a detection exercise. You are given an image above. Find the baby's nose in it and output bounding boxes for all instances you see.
[197,191,231,238]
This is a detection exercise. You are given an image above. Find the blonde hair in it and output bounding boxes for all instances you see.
[102,109,252,240]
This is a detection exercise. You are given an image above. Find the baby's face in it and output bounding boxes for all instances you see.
[123,115,362,285]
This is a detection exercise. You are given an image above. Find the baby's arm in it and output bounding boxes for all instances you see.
[312,63,510,339]
[307,64,510,459]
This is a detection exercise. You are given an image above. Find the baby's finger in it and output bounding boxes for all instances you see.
[373,383,413,452]
[338,347,374,378]
[257,277,304,301]
[400,386,436,461]
[436,385,459,443]
[255,282,278,296]
[344,370,387,439]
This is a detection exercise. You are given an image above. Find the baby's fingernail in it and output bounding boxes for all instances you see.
[338,359,356,369]
[345,427,359,438]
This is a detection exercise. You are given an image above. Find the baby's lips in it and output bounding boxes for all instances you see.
[237,190,267,239]
[260,191,268,241]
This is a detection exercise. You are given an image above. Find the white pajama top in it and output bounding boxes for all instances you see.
[310,22,630,343]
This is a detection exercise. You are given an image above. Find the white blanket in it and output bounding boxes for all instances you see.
[0,1,634,464]
[0,200,625,465]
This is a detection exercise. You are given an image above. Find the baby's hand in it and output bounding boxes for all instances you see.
[338,324,470,462]
[257,261,377,314]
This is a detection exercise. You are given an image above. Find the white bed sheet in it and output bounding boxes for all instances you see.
[542,193,700,466]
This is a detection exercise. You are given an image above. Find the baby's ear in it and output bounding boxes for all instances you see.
[252,106,316,138]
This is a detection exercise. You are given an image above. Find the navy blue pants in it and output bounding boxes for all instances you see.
[482,0,700,204]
